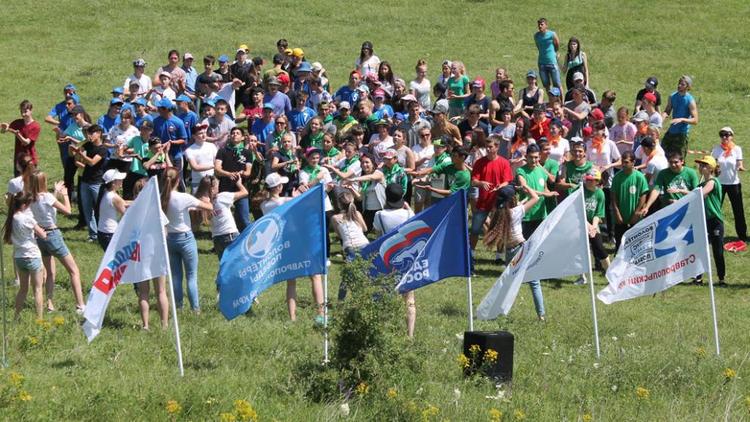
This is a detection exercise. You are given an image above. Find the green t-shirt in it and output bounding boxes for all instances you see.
[653,167,699,205]
[127,136,149,176]
[701,177,723,222]
[564,160,593,194]
[584,187,605,223]
[611,170,649,223]
[383,163,408,194]
[446,75,469,107]
[516,165,548,221]
[542,159,560,214]
[432,161,470,193]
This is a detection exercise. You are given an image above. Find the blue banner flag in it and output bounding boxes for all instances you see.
[361,189,471,293]
[218,184,327,320]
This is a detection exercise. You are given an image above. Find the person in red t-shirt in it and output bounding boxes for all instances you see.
[470,135,513,259]
[1,100,41,175]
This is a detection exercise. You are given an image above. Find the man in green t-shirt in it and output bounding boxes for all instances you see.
[410,146,470,196]
[610,151,649,249]
[641,151,699,217]
[582,169,610,279]
[516,144,560,238]
[558,140,592,194]
[537,139,560,214]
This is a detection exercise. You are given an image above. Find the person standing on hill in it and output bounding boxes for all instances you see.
[661,75,698,158]
[611,151,649,250]
[1,100,41,172]
[534,17,561,91]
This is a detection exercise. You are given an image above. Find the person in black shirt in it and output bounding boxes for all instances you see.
[69,125,108,241]
[214,127,254,231]
[634,76,662,114]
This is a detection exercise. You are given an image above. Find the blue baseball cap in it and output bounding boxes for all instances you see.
[112,87,124,95]
[549,87,562,97]
[263,102,274,110]
[203,99,216,108]
[134,98,148,107]
[64,83,77,91]
[298,61,312,72]
[218,55,229,63]
[110,98,124,106]
[157,98,174,109]
[394,112,406,121]
[175,94,192,103]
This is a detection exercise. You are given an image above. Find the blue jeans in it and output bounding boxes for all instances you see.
[233,196,251,233]
[167,231,199,310]
[507,243,545,316]
[80,181,101,239]
[538,63,561,90]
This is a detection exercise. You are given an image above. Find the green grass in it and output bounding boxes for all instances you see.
[1,0,750,420]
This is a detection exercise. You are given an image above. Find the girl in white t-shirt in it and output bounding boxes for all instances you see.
[95,170,129,251]
[194,175,248,260]
[333,190,369,301]
[162,167,213,311]
[3,192,47,320]
[29,171,85,313]
[711,127,746,242]
[484,185,545,320]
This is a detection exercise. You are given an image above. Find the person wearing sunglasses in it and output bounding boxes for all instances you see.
[710,127,746,245]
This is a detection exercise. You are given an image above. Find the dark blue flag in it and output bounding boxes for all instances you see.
[361,189,470,293]
[217,184,327,320]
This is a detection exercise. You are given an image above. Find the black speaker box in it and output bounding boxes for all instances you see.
[463,331,514,381]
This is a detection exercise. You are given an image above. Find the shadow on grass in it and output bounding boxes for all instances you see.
[438,302,462,317]
[186,358,219,371]
[51,358,77,369]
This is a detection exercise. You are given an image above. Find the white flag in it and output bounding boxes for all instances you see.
[598,189,708,304]
[82,177,169,341]
[477,188,590,319]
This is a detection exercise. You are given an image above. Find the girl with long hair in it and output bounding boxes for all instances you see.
[193,175,248,260]
[409,59,431,111]
[332,189,369,300]
[95,169,128,251]
[3,192,46,320]
[562,37,589,91]
[29,171,85,313]
[695,156,726,285]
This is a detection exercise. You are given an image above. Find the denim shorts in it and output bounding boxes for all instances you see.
[470,210,490,236]
[15,256,43,272]
[37,229,70,258]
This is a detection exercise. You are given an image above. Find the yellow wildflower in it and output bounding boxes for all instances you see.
[28,336,39,346]
[513,409,526,420]
[387,387,398,399]
[723,368,737,381]
[405,400,418,414]
[484,349,499,364]
[457,354,470,369]
[489,408,503,422]
[583,413,593,422]
[233,400,258,422]
[469,344,481,356]
[220,412,238,422]
[18,391,32,402]
[356,382,369,396]
[635,387,650,400]
[695,346,706,359]
[10,372,24,387]
[35,319,51,331]
[52,316,65,326]
[421,404,439,422]
[744,395,750,411]
[166,400,182,415]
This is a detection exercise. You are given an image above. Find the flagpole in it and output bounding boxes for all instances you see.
[466,277,474,332]
[463,190,474,332]
[581,188,601,358]
[323,273,329,363]
[697,189,720,355]
[1,242,8,368]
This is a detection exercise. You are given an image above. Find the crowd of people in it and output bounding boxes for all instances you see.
[2,18,746,333]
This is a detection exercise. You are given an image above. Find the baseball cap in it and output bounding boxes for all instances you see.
[645,76,658,88]
[583,169,602,181]
[311,62,323,72]
[183,52,194,60]
[400,94,418,103]
[159,71,172,79]
[265,173,289,188]
[642,92,657,104]
[64,83,77,91]
[590,108,605,121]
[549,87,561,97]
[277,73,290,86]
[338,101,351,110]
[237,44,249,53]
[373,88,386,99]
[112,87,124,95]
[134,98,148,107]
[262,102,274,110]
[175,94,192,103]
[433,138,448,148]
[305,147,323,157]
[194,122,208,130]
[471,78,485,88]
[431,99,449,115]
[103,169,127,184]
[719,126,734,136]
[495,185,517,209]
[361,41,373,51]
[382,149,397,159]
[203,99,216,108]
[268,76,281,86]
[298,61,312,72]
[129,80,141,88]
[157,98,174,109]
[133,58,147,67]
[356,84,370,94]
[526,70,538,79]
[573,72,585,82]
[393,112,406,121]
[632,110,649,122]
[292,48,304,58]
[110,98,124,106]
[374,119,389,127]
[695,155,717,169]
[284,48,293,56]
[218,55,229,63]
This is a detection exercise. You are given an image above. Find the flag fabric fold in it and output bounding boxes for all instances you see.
[477,187,590,319]
[217,184,327,320]
[82,177,169,341]
[598,189,708,304]
[360,189,470,293]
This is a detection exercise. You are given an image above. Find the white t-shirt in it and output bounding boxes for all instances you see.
[644,155,668,186]
[98,191,121,234]
[124,74,153,95]
[261,196,293,215]
[185,141,218,184]
[30,192,58,229]
[166,191,201,233]
[409,79,432,110]
[299,167,334,211]
[508,205,525,247]
[7,176,23,195]
[586,139,621,188]
[373,208,414,234]
[368,134,394,163]
[211,192,238,236]
[355,55,381,77]
[711,145,743,185]
[548,138,570,164]
[335,217,369,250]
[12,209,40,258]
[412,144,435,171]
[108,124,139,161]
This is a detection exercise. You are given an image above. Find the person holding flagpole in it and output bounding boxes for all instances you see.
[695,156,726,285]
[582,169,611,282]
[483,184,546,320]
[162,167,213,312]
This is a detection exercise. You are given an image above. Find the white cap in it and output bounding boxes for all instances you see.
[265,173,289,188]
[103,169,126,184]
[338,101,351,110]
[573,72,585,82]
[719,126,734,135]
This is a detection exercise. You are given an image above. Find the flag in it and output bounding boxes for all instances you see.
[218,184,327,320]
[82,177,169,341]
[598,189,708,304]
[477,187,590,319]
[360,189,470,293]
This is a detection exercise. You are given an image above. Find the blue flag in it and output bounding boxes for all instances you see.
[361,189,471,293]
[217,184,327,320]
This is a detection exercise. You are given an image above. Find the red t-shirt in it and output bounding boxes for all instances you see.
[10,119,41,164]
[471,155,513,211]
[529,117,550,141]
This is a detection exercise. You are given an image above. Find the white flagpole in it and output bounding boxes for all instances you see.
[698,189,720,355]
[462,190,474,332]
[1,242,7,367]
[323,273,329,363]
[466,277,474,331]
[581,188,601,358]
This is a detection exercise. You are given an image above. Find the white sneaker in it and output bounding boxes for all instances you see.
[574,275,588,285]
[326,259,331,267]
